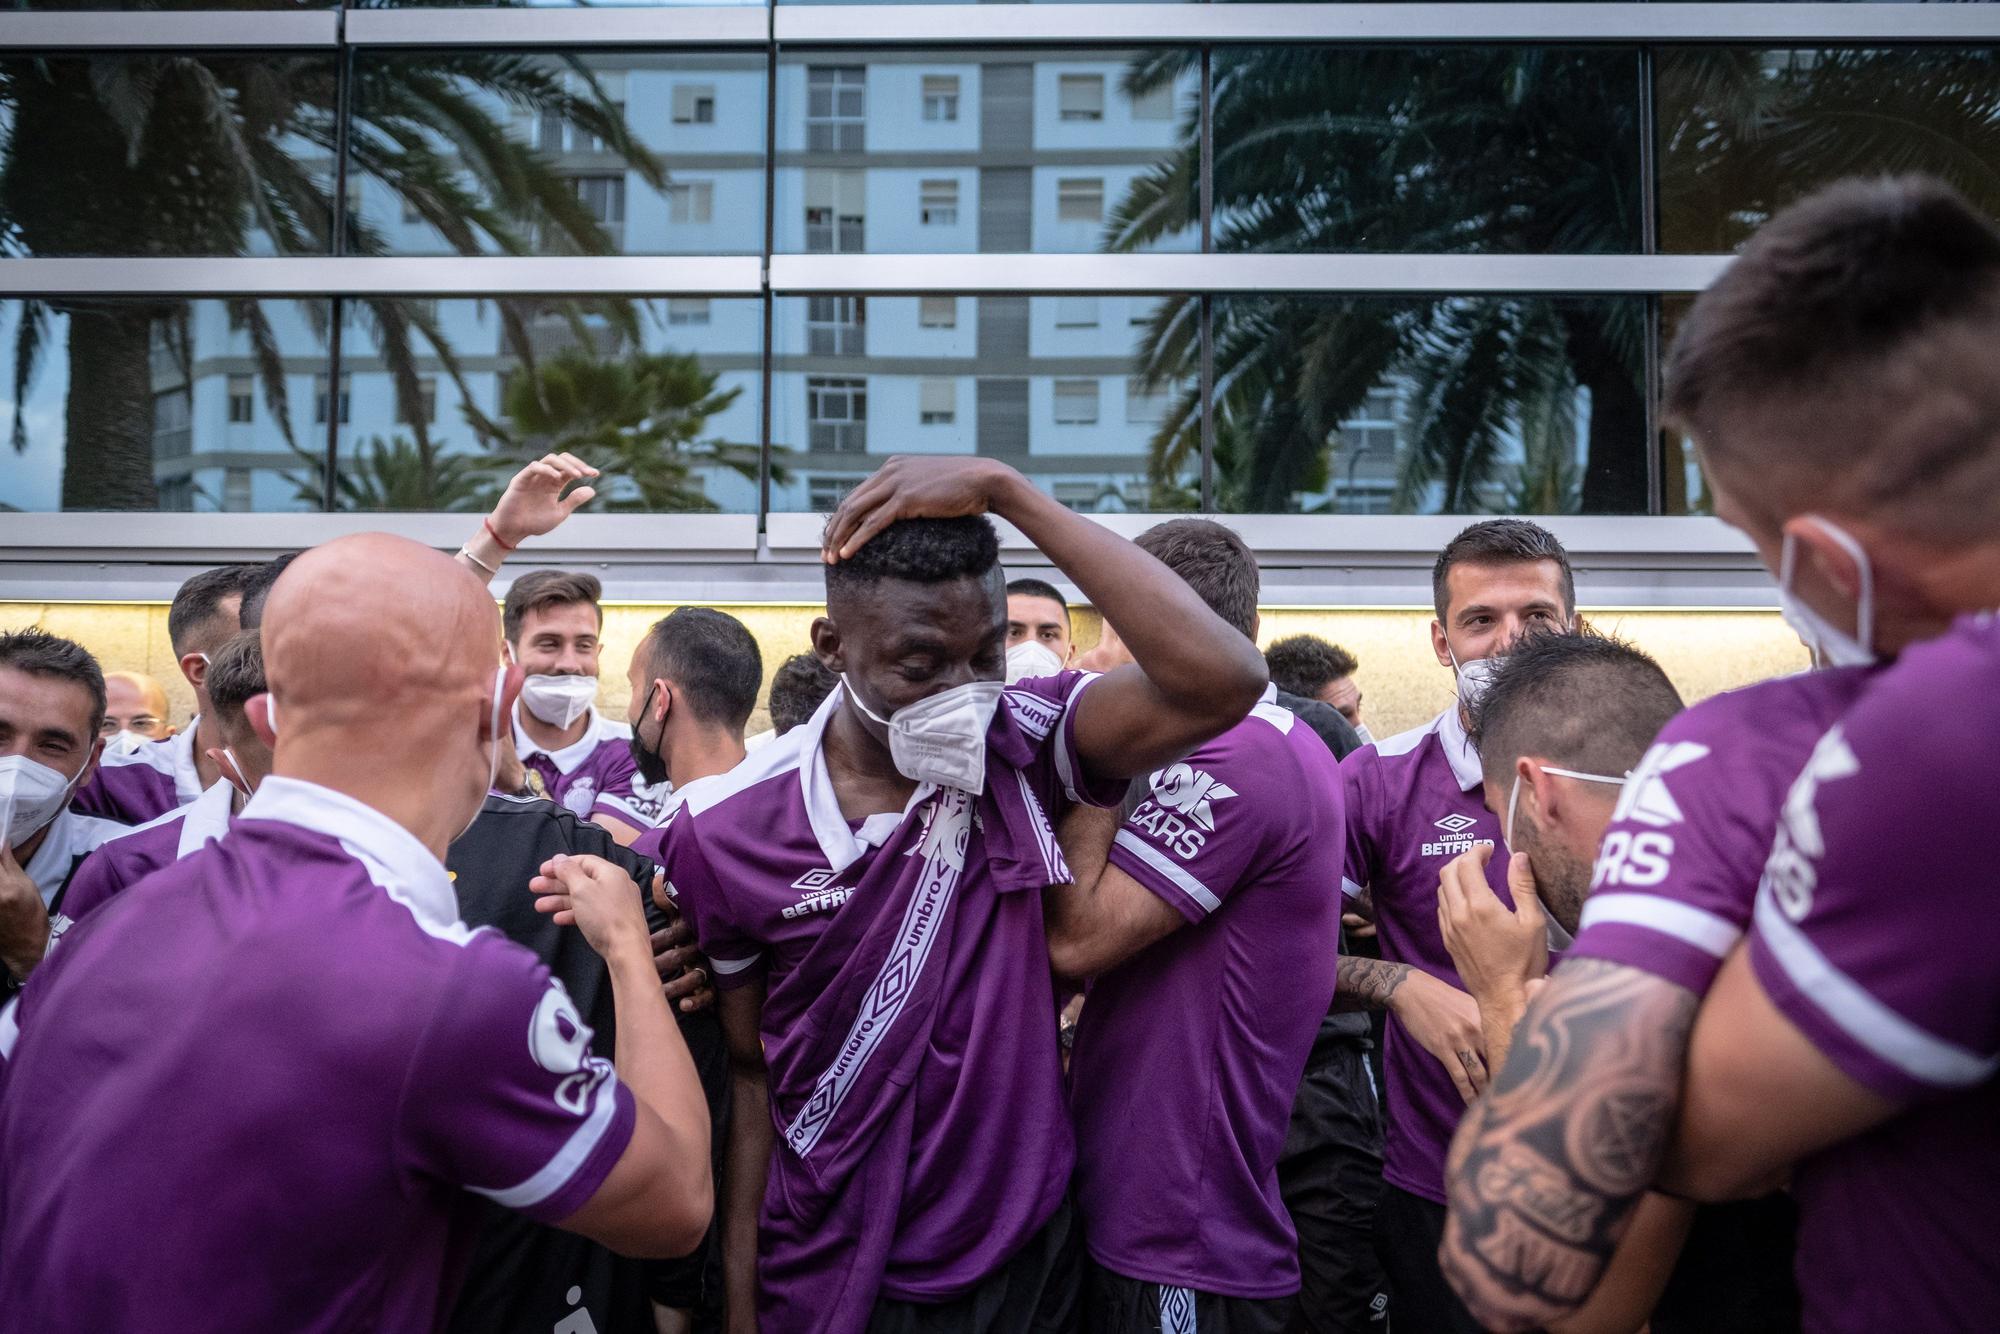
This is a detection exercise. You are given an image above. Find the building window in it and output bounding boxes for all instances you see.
[668,180,715,225]
[807,66,866,152]
[227,375,254,424]
[1053,379,1100,425]
[1131,81,1176,122]
[805,169,865,253]
[919,296,958,329]
[1054,297,1099,329]
[153,390,192,460]
[808,476,859,511]
[672,83,716,126]
[315,373,352,426]
[1126,376,1168,425]
[397,376,438,425]
[919,178,959,227]
[571,175,626,226]
[807,296,866,356]
[223,468,254,513]
[668,298,712,326]
[1058,74,1105,122]
[919,379,956,426]
[586,75,627,152]
[1057,177,1104,224]
[536,108,567,153]
[922,75,960,123]
[808,377,867,453]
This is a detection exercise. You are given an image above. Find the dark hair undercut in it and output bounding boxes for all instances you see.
[169,564,257,656]
[204,630,268,728]
[503,570,604,644]
[1134,519,1259,639]
[639,607,764,734]
[0,627,107,737]
[767,652,838,735]
[1431,519,1576,624]
[1470,631,1683,788]
[1264,634,1359,698]
[237,552,302,632]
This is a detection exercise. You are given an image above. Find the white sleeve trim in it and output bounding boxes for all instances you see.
[1340,877,1366,902]
[1577,894,1740,959]
[0,997,18,1062]
[709,952,764,977]
[469,1058,623,1210]
[1754,886,1998,1090]
[1114,828,1221,915]
[1050,671,1105,805]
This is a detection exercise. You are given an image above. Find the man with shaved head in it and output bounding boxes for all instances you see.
[0,534,713,1331]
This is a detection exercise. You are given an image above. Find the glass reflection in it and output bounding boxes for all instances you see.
[1,299,331,513]
[1197,296,1649,515]
[768,295,1195,512]
[331,297,764,513]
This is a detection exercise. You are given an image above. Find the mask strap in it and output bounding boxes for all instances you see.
[841,676,894,727]
[1800,515,1874,656]
[1539,765,1629,786]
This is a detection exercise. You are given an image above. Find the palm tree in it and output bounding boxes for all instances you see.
[326,434,491,513]
[482,347,776,513]
[0,48,661,508]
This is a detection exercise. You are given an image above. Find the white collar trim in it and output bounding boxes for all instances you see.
[239,776,460,934]
[177,779,237,857]
[1433,706,1485,792]
[797,684,934,874]
[24,807,124,905]
[513,702,610,775]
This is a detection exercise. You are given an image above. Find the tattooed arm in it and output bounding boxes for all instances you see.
[1438,957,1697,1332]
[1335,956,1492,1103]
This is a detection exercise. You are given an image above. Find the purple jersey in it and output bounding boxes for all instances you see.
[20,806,123,906]
[0,776,635,1333]
[1570,668,1876,996]
[638,672,1122,1324]
[1340,706,1512,1204]
[1744,615,2000,1332]
[50,779,235,937]
[71,720,204,825]
[512,705,665,829]
[1071,686,1345,1299]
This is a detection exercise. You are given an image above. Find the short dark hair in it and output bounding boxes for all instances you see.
[1664,175,2000,536]
[824,516,1001,603]
[168,565,257,655]
[0,627,107,736]
[504,570,604,644]
[1264,635,1359,698]
[1006,578,1070,625]
[639,607,763,734]
[1431,519,1576,623]
[1470,631,1683,787]
[237,552,301,632]
[768,653,837,735]
[204,630,267,728]
[1134,519,1258,639]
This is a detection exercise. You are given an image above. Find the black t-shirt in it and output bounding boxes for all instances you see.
[1273,691,1371,1050]
[443,795,668,1334]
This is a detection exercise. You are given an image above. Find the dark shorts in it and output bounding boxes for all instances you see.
[1084,1261,1295,1334]
[867,1198,1083,1334]
[1371,1184,1485,1334]
[1278,1039,1390,1334]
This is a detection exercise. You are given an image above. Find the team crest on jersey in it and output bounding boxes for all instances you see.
[1760,725,1860,921]
[562,777,597,819]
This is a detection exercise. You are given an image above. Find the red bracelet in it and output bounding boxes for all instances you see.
[482,517,518,552]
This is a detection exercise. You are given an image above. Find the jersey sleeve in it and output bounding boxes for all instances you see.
[49,846,123,935]
[1337,747,1381,903]
[585,742,663,829]
[400,934,637,1224]
[994,670,1130,811]
[645,812,765,990]
[1106,733,1286,923]
[1569,728,1751,997]
[1746,686,2000,1106]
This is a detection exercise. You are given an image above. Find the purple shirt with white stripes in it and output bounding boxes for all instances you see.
[1569,666,1876,996]
[72,722,205,825]
[1744,614,2000,1332]
[1072,685,1345,1299]
[511,706,666,830]
[0,777,634,1332]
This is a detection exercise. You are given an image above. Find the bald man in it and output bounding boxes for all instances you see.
[0,534,713,1332]
[100,671,173,746]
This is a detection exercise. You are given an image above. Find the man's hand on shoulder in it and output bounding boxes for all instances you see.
[532,854,650,962]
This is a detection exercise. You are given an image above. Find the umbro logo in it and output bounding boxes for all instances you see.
[1434,813,1478,836]
[792,867,839,893]
[1421,809,1492,858]
[784,866,851,920]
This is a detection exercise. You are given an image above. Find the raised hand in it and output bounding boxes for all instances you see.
[489,452,600,548]
[822,456,1022,563]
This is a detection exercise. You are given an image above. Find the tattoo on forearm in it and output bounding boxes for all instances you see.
[1332,955,1409,1011]
[1438,958,1697,1331]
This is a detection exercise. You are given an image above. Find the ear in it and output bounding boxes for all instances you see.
[180,650,209,694]
[810,615,846,676]
[245,693,277,748]
[1785,515,1866,602]
[1430,619,1453,669]
[492,663,526,741]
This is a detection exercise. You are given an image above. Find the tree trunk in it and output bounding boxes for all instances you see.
[59,304,161,511]
[1570,326,1650,514]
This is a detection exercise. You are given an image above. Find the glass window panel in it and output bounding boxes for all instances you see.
[1206,295,1651,514]
[772,295,1192,511]
[1657,46,2000,253]
[1054,297,1100,329]
[920,178,961,227]
[348,52,765,257]
[1211,46,1643,253]
[0,52,339,257]
[333,297,763,514]
[775,51,1197,255]
[0,298,331,512]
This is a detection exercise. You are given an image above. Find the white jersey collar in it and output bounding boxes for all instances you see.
[23,806,124,905]
[176,779,237,857]
[1432,705,1486,792]
[513,702,612,775]
[797,684,935,875]
[239,775,459,933]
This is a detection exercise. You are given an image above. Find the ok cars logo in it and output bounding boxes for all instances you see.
[1149,762,1236,832]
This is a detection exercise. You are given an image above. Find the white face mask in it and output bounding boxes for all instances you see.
[1005,640,1065,686]
[1778,520,1876,668]
[1504,764,1628,854]
[0,753,87,850]
[844,676,1005,794]
[1449,650,1501,711]
[519,673,598,729]
[104,729,150,757]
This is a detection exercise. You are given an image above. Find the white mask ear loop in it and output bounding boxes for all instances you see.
[1505,765,1627,851]
[1803,515,1875,656]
